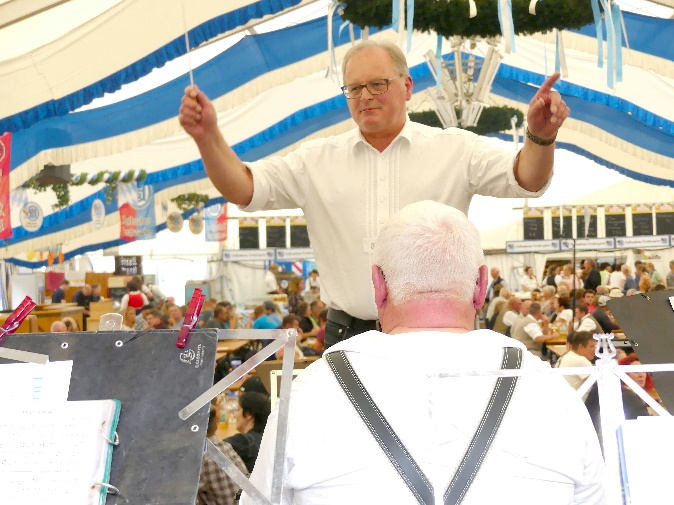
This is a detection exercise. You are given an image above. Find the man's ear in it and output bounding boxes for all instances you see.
[372,265,388,309]
[473,265,489,310]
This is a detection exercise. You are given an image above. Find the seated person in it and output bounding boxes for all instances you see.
[556,331,596,391]
[50,321,67,333]
[245,305,265,329]
[585,353,657,449]
[204,305,231,329]
[144,308,168,329]
[591,296,620,334]
[197,406,248,505]
[119,280,149,315]
[252,301,281,330]
[225,392,271,474]
[62,316,79,332]
[314,309,328,354]
[275,315,305,361]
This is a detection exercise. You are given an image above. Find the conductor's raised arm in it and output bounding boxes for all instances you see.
[179,85,254,206]
[514,72,571,193]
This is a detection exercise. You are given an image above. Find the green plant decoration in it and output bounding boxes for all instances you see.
[171,193,210,212]
[410,105,524,134]
[340,0,594,38]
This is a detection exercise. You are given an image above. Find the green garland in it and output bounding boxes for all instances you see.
[341,0,594,37]
[171,193,210,212]
[409,105,524,134]
[23,169,150,209]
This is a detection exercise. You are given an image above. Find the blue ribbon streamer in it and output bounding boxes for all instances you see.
[603,0,615,89]
[435,34,443,90]
[407,0,415,53]
[497,0,516,53]
[392,0,400,33]
[612,2,623,83]
[555,31,561,73]
[590,0,604,69]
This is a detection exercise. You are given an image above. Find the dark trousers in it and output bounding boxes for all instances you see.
[324,308,378,349]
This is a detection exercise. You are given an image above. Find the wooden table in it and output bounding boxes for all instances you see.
[547,345,568,359]
[33,306,84,332]
[216,339,251,361]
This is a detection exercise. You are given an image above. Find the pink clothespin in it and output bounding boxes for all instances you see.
[176,289,205,348]
[0,296,37,346]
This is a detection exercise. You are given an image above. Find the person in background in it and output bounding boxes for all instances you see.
[485,267,507,304]
[592,296,620,334]
[199,298,218,328]
[583,259,601,292]
[146,282,167,306]
[62,316,79,332]
[51,279,70,303]
[50,321,67,332]
[646,262,664,287]
[621,265,637,294]
[556,331,596,391]
[204,305,232,329]
[134,305,153,331]
[286,276,305,315]
[667,260,674,288]
[197,406,248,505]
[72,284,92,330]
[252,301,281,330]
[314,309,328,354]
[598,263,611,286]
[145,308,168,329]
[166,303,185,329]
[608,263,625,291]
[181,38,567,352]
[306,269,320,294]
[245,305,265,329]
[90,283,103,303]
[119,280,149,315]
[225,392,272,474]
[519,266,538,292]
[265,264,283,294]
[121,306,136,331]
[275,314,305,361]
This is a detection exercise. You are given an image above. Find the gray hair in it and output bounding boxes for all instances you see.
[373,201,484,305]
[342,40,410,79]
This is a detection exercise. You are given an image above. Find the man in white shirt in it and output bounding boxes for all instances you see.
[179,39,570,350]
[573,304,601,334]
[265,263,282,294]
[242,201,604,505]
[519,266,538,292]
[556,331,596,390]
[511,302,557,359]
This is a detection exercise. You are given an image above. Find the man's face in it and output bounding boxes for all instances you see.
[511,299,522,313]
[83,285,92,295]
[575,307,584,320]
[583,260,592,272]
[578,339,597,361]
[490,268,499,280]
[168,305,182,321]
[521,300,532,316]
[146,314,160,328]
[311,301,325,317]
[92,286,101,297]
[344,47,412,140]
[583,292,593,305]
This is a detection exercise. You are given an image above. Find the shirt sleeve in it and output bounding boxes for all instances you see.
[503,311,517,327]
[523,321,543,339]
[198,440,247,505]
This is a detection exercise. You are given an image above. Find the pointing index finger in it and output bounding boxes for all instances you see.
[537,72,560,97]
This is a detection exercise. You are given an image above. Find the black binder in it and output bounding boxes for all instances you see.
[0,329,217,505]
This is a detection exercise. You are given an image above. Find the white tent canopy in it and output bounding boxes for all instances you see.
[0,0,673,269]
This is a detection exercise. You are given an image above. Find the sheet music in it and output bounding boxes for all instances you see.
[0,400,119,504]
[0,360,72,402]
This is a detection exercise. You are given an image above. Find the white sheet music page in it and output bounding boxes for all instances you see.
[0,400,118,504]
[0,360,73,402]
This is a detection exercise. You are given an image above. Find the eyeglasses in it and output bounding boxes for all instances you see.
[341,75,403,99]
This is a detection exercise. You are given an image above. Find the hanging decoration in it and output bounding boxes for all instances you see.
[170,193,209,212]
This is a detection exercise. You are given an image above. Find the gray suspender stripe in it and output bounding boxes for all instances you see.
[327,347,522,505]
[443,347,521,505]
[326,351,434,505]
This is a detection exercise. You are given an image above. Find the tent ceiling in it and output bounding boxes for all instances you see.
[0,1,673,267]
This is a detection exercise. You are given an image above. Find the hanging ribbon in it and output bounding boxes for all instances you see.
[392,0,400,32]
[468,0,477,18]
[497,0,516,54]
[601,0,615,89]
[327,1,342,80]
[406,0,414,53]
[555,29,569,77]
[528,0,538,15]
[435,34,443,90]
[611,1,624,83]
[590,0,604,69]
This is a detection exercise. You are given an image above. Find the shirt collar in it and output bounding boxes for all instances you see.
[353,115,413,150]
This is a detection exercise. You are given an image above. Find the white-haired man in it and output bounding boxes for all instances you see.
[242,201,604,505]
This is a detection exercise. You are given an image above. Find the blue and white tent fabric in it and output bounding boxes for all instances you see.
[0,3,673,266]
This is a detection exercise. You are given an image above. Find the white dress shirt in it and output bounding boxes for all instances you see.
[242,330,605,505]
[520,275,538,292]
[243,121,550,319]
[265,270,279,293]
[557,350,593,390]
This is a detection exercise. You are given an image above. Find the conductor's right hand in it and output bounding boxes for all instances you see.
[179,85,217,141]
